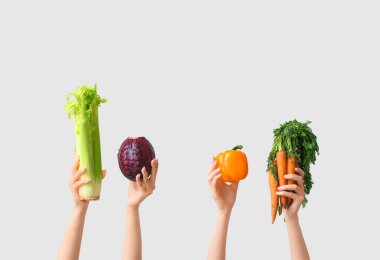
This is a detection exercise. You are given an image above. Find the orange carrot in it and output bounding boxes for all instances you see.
[287,156,297,185]
[286,156,297,206]
[268,171,279,224]
[276,151,287,208]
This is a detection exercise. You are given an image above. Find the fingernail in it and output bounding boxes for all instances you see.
[285,174,290,178]
[276,192,281,195]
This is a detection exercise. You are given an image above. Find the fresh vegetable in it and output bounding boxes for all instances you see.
[286,156,297,206]
[276,150,287,208]
[267,120,319,223]
[287,156,297,185]
[268,170,279,224]
[118,137,156,181]
[65,84,106,200]
[216,145,248,182]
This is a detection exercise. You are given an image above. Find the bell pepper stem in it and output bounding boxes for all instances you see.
[232,145,243,151]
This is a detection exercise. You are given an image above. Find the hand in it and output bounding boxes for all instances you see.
[127,159,159,209]
[70,157,106,210]
[276,168,305,222]
[208,158,239,214]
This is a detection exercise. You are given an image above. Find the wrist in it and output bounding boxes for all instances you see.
[218,208,232,216]
[127,203,140,211]
[285,214,299,225]
[73,205,88,216]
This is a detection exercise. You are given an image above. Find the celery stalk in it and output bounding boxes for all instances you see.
[65,84,106,200]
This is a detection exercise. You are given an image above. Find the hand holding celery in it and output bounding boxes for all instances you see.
[58,157,106,260]
[69,156,107,209]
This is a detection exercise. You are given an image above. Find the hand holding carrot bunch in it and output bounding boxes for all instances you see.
[277,168,306,221]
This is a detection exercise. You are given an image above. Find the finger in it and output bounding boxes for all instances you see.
[208,168,221,184]
[295,168,305,177]
[141,167,149,186]
[102,170,106,180]
[278,184,300,193]
[136,174,144,190]
[208,158,218,175]
[285,174,304,189]
[285,174,303,182]
[231,180,239,190]
[72,157,80,176]
[150,159,159,185]
[296,188,305,197]
[72,168,86,183]
[73,178,91,189]
[211,174,222,192]
[276,191,298,200]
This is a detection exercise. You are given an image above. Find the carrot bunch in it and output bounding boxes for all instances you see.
[267,120,319,224]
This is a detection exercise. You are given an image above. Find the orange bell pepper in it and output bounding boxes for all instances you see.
[216,145,249,182]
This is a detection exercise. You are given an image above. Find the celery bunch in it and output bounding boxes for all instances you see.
[65,84,106,200]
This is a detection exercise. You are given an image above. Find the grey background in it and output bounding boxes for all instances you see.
[0,0,379,259]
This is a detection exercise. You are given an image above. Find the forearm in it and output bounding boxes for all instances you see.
[123,205,142,260]
[207,210,232,260]
[286,216,310,260]
[58,206,88,260]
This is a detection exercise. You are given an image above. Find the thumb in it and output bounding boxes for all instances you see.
[232,181,240,189]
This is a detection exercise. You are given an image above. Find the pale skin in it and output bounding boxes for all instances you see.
[207,160,310,260]
[57,157,106,260]
[277,168,310,260]
[122,159,159,260]
[207,158,239,260]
